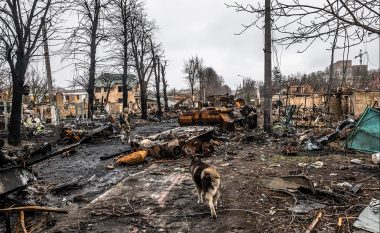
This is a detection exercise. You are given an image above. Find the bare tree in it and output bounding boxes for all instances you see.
[62,0,109,119]
[236,78,258,104]
[71,72,90,91]
[129,10,155,119]
[201,67,231,97]
[25,70,48,107]
[150,38,163,117]
[226,1,379,52]
[183,56,203,107]
[98,73,115,104]
[109,0,142,109]
[160,60,169,112]
[0,0,64,145]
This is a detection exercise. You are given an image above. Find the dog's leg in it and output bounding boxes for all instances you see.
[213,191,220,210]
[196,187,203,204]
[205,193,217,219]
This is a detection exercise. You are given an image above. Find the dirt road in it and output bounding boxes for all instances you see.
[45,137,379,233]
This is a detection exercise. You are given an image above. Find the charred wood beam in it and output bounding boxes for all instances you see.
[0,206,68,214]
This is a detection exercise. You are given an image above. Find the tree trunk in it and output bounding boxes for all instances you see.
[140,82,148,119]
[155,58,162,118]
[155,87,162,117]
[163,80,169,111]
[88,55,96,119]
[161,62,169,112]
[105,89,110,105]
[191,85,196,108]
[87,4,100,120]
[122,43,129,109]
[8,73,24,145]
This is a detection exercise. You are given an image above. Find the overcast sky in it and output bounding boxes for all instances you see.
[50,0,380,90]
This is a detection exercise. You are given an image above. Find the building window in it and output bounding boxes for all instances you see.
[76,95,80,101]
[95,87,101,93]
[104,87,109,92]
[118,86,122,92]
[118,98,123,103]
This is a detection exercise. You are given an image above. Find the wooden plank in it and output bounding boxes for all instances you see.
[0,206,68,214]
[305,211,323,233]
[19,211,27,233]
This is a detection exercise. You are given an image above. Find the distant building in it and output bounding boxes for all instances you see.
[94,73,139,113]
[369,71,380,89]
[56,88,88,118]
[351,65,368,84]
[330,60,368,87]
[284,84,314,95]
[0,89,10,102]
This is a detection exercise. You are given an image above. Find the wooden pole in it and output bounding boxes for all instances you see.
[42,22,57,125]
[263,0,272,132]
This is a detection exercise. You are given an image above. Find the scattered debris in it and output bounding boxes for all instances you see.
[303,118,355,151]
[290,200,326,214]
[116,150,148,166]
[337,182,353,189]
[261,175,316,194]
[310,161,324,168]
[351,183,363,194]
[50,176,84,193]
[353,199,380,233]
[0,206,68,233]
[372,152,380,165]
[0,102,378,232]
[351,159,363,165]
[0,169,35,196]
[178,104,258,129]
[220,163,231,167]
[305,211,323,233]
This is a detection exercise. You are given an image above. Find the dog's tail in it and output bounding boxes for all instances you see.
[201,168,220,192]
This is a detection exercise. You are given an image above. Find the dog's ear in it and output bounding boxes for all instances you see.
[192,155,201,162]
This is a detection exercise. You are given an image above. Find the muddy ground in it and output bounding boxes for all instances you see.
[1,120,379,233]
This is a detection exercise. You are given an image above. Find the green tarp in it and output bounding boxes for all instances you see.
[345,107,380,154]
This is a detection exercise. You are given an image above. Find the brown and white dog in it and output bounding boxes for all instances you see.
[189,156,221,218]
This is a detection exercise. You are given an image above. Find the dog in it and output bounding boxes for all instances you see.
[189,156,221,218]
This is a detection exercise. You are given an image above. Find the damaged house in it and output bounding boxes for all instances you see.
[56,88,88,119]
[94,73,139,113]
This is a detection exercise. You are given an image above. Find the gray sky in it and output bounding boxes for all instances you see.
[144,0,379,90]
[50,0,380,90]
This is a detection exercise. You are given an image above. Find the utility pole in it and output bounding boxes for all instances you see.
[354,49,367,65]
[42,21,57,125]
[326,4,340,113]
[263,0,272,132]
